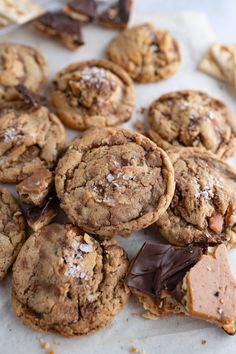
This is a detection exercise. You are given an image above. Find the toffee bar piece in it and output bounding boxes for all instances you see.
[34,11,84,51]
[64,0,97,23]
[98,0,132,30]
[16,84,46,108]
[126,242,236,334]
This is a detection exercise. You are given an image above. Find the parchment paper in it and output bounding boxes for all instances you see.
[1,11,236,354]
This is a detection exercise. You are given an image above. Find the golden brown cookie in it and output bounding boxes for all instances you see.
[107,23,180,83]
[12,223,129,336]
[0,188,25,280]
[55,127,175,237]
[51,59,135,130]
[0,43,47,102]
[148,90,236,159]
[156,148,236,248]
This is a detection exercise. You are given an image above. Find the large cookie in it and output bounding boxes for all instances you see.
[55,127,175,237]
[0,188,25,280]
[12,223,129,336]
[107,23,180,83]
[148,90,236,159]
[157,148,236,248]
[51,59,135,130]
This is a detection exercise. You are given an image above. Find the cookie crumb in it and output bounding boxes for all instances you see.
[39,339,50,350]
[201,339,207,345]
[133,120,145,133]
[130,346,138,353]
[136,107,146,114]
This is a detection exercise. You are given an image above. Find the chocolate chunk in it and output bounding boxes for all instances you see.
[99,0,132,29]
[126,242,202,297]
[67,0,97,21]
[16,84,46,108]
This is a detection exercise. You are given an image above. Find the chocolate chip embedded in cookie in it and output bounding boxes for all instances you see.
[0,43,48,103]
[157,148,236,248]
[51,59,135,130]
[107,23,180,83]
[148,90,236,159]
[64,0,97,23]
[0,188,25,280]
[12,223,129,336]
[98,0,132,30]
[0,103,65,183]
[55,128,175,237]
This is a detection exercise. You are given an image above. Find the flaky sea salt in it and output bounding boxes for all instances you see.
[106,173,115,182]
[71,240,79,250]
[80,243,93,253]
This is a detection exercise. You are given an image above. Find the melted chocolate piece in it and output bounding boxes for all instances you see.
[37,11,84,45]
[126,242,202,297]
[26,194,58,222]
[67,0,97,20]
[16,84,46,108]
[99,0,132,27]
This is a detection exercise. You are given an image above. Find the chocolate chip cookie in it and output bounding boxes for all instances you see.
[107,23,180,83]
[156,148,236,248]
[0,102,65,183]
[0,188,25,280]
[51,59,135,130]
[12,223,129,336]
[55,128,175,237]
[148,90,236,159]
[0,43,48,102]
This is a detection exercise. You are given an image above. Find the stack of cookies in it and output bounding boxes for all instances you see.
[0,15,236,340]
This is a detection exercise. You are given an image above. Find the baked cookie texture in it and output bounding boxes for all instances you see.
[0,43,48,102]
[12,223,129,336]
[55,127,175,237]
[51,59,135,130]
[156,148,236,248]
[0,103,65,183]
[107,23,180,83]
[0,188,25,280]
[148,90,236,159]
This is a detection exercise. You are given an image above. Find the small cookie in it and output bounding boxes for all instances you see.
[148,90,236,159]
[107,23,180,83]
[34,11,84,51]
[98,0,132,30]
[55,127,175,237]
[156,148,236,248]
[126,242,236,334]
[51,59,135,130]
[0,188,25,280]
[64,0,97,23]
[12,223,129,336]
[0,0,45,24]
[0,43,48,102]
[0,102,65,183]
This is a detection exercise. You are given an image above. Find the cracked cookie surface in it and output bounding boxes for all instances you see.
[148,90,236,159]
[51,59,134,130]
[0,188,25,279]
[55,127,175,237]
[157,148,236,248]
[107,23,180,83]
[12,223,129,336]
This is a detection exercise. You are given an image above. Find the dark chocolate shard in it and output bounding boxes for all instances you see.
[126,242,202,297]
[99,0,132,29]
[16,84,46,108]
[37,11,84,45]
[25,194,58,222]
[67,0,97,21]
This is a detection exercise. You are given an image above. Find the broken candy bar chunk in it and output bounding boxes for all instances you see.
[64,0,97,23]
[98,0,132,30]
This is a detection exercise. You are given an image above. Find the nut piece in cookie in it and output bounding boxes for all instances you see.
[34,11,84,51]
[64,0,97,23]
[16,168,53,206]
[98,0,132,30]
[0,188,25,280]
[148,90,236,159]
[156,148,236,248]
[55,127,175,237]
[107,23,180,83]
[126,242,236,334]
[0,43,48,103]
[51,59,135,130]
[12,223,129,336]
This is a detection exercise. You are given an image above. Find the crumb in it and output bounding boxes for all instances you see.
[39,339,50,350]
[130,346,138,353]
[48,351,55,354]
[133,120,145,133]
[136,107,146,114]
[140,350,146,354]
[54,339,61,347]
[201,339,207,345]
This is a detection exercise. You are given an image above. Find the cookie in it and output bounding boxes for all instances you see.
[107,23,180,83]
[0,43,48,102]
[126,242,236,334]
[98,0,132,30]
[12,223,129,336]
[148,90,236,159]
[34,11,84,51]
[55,127,175,237]
[64,0,97,23]
[0,188,25,280]
[0,102,65,183]
[156,148,236,248]
[0,0,45,24]
[51,59,135,130]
